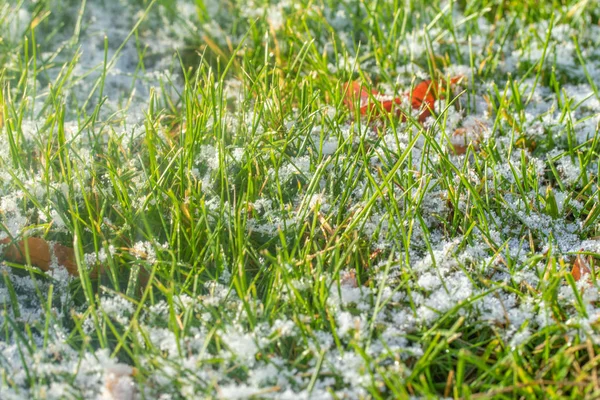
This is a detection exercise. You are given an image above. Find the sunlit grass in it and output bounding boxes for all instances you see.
[1,0,600,398]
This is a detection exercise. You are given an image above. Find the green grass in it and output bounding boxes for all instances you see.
[1,0,600,398]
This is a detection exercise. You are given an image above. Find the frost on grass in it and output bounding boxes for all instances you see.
[2,0,600,398]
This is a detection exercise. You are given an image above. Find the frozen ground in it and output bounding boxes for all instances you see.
[1,0,600,399]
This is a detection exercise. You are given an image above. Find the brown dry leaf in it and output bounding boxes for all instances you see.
[1,237,150,292]
[450,119,487,155]
[1,237,78,275]
[103,364,136,400]
[451,128,469,155]
[340,270,358,288]
[572,253,592,283]
[53,242,78,275]
[2,237,52,270]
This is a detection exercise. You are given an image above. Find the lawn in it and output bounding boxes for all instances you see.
[1,0,600,398]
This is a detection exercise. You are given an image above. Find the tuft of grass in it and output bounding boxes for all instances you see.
[1,0,600,398]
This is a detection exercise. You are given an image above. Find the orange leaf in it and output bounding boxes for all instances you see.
[410,80,436,111]
[343,76,463,123]
[380,98,403,114]
[343,81,378,114]
[411,76,463,122]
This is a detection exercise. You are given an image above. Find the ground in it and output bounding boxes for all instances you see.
[1,0,600,399]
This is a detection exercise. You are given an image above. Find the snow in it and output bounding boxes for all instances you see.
[2,0,600,398]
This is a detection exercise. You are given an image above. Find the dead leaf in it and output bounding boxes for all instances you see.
[2,237,51,270]
[103,364,136,400]
[340,270,358,288]
[343,81,400,116]
[409,80,436,122]
[2,237,78,276]
[343,76,463,124]
[1,237,150,292]
[450,119,487,155]
[343,81,370,111]
[572,253,592,283]
[451,128,469,155]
